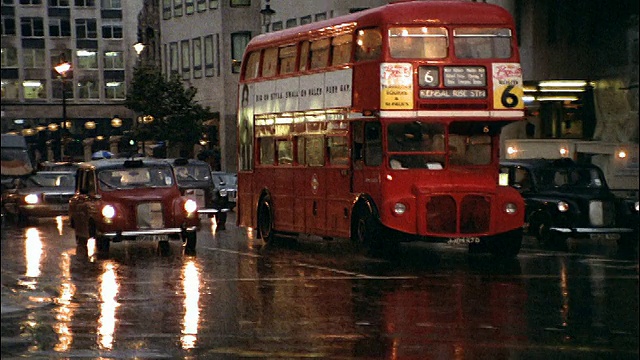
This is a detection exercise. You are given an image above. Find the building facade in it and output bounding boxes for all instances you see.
[1,0,143,161]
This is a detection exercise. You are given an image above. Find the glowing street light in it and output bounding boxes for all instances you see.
[54,61,71,160]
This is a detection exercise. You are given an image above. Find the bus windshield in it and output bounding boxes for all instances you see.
[388,27,448,59]
[453,28,512,59]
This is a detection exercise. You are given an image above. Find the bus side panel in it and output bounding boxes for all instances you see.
[237,172,254,228]
[303,167,327,235]
[325,167,352,238]
[271,167,295,231]
[292,168,306,232]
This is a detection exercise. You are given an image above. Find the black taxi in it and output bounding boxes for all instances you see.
[500,158,638,250]
[167,158,230,229]
[69,158,200,255]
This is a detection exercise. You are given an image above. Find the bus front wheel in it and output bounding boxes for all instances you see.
[351,206,388,256]
[258,198,275,243]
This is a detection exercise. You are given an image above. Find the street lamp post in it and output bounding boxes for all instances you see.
[54,61,71,161]
[260,0,276,33]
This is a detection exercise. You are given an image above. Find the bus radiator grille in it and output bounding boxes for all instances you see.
[426,195,457,234]
[460,195,490,233]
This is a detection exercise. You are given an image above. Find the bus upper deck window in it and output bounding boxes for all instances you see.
[453,28,512,59]
[331,33,353,66]
[388,27,447,59]
[245,51,261,79]
[355,27,382,61]
[310,38,331,69]
[279,45,297,75]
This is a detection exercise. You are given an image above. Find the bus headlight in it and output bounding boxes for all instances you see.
[504,202,517,214]
[557,201,569,212]
[393,202,407,215]
[102,205,116,219]
[24,194,39,204]
[184,199,198,214]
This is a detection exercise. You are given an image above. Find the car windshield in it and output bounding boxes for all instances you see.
[213,173,237,188]
[535,167,605,190]
[174,164,211,184]
[25,173,75,188]
[97,166,174,190]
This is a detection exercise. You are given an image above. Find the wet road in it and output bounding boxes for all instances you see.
[1,214,638,359]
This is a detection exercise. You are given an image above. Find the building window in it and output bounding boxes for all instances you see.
[74,0,95,6]
[314,12,326,21]
[23,79,46,99]
[20,0,42,4]
[185,0,194,14]
[49,18,71,37]
[231,31,250,73]
[49,0,70,6]
[1,80,20,99]
[78,78,99,99]
[23,48,45,68]
[285,18,297,28]
[196,0,205,12]
[1,15,16,36]
[101,0,121,9]
[300,15,311,25]
[21,17,44,37]
[170,42,178,75]
[204,34,214,77]
[271,21,282,32]
[103,51,123,69]
[162,0,171,19]
[193,37,202,78]
[174,0,183,17]
[181,40,190,80]
[52,79,72,100]
[76,19,97,39]
[102,19,122,39]
[208,0,217,9]
[105,81,124,99]
[77,49,98,69]
[1,47,18,67]
[230,0,249,7]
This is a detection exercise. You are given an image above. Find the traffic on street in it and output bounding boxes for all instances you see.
[1,213,638,359]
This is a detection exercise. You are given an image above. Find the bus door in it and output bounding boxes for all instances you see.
[351,121,384,206]
[324,134,352,238]
[301,135,327,236]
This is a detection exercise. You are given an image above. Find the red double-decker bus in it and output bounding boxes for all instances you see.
[236,0,525,257]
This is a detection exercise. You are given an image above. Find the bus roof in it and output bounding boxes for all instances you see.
[247,0,515,49]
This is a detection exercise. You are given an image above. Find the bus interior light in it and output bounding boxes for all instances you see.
[559,147,570,157]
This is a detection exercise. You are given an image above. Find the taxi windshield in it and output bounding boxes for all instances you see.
[97,166,174,190]
[174,164,211,184]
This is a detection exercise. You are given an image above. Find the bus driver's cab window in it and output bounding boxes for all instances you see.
[364,122,382,166]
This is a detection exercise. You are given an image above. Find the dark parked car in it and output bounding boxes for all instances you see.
[69,158,200,255]
[2,170,76,225]
[168,158,230,229]
[500,158,638,249]
[212,171,237,211]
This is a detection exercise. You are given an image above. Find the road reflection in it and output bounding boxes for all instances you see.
[181,260,201,349]
[23,227,43,284]
[98,261,119,350]
[53,251,75,352]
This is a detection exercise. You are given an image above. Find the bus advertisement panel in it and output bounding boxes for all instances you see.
[236,0,525,258]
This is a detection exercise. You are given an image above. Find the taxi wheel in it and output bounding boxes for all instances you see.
[216,212,227,230]
[158,240,171,256]
[75,234,88,247]
[184,231,197,253]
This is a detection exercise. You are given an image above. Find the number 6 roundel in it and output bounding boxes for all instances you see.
[492,63,524,110]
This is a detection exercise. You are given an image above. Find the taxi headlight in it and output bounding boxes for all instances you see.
[219,189,228,197]
[634,201,639,212]
[102,205,116,219]
[504,202,517,214]
[393,202,406,215]
[184,199,198,213]
[24,194,39,204]
[557,201,569,212]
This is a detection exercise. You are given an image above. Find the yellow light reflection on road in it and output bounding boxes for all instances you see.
[24,228,43,284]
[56,216,64,235]
[54,252,76,352]
[181,260,201,349]
[98,262,119,350]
